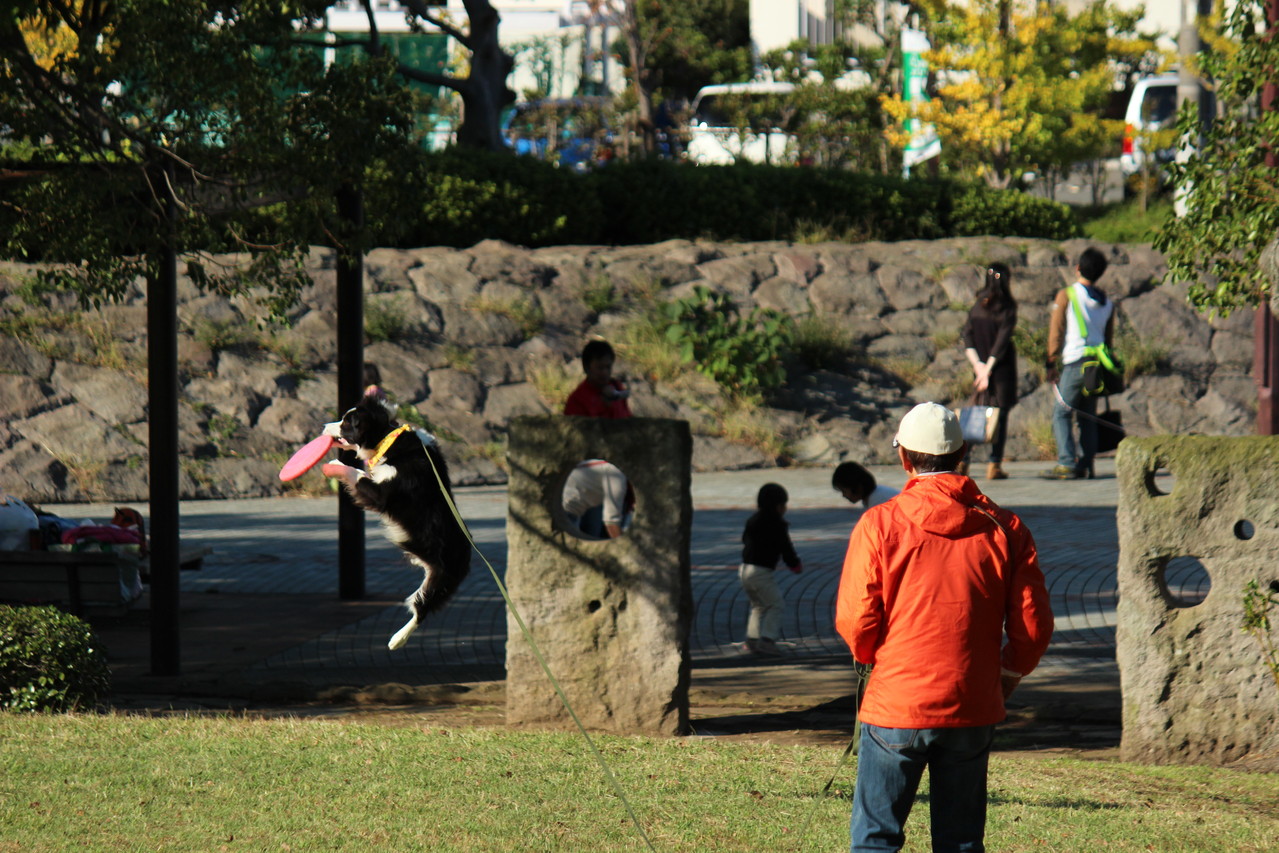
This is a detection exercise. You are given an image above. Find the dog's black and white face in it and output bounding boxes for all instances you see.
[323,396,398,462]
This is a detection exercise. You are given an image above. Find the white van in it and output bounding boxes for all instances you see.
[686,74,873,166]
[1120,73,1179,176]
[686,81,799,166]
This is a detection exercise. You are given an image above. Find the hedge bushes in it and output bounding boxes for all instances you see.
[1,150,1081,262]
[387,154,1080,248]
[1,605,111,712]
[403,148,604,247]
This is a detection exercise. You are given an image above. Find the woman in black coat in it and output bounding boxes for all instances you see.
[961,263,1018,480]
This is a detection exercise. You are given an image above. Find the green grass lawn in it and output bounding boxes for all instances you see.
[1078,196,1174,244]
[1,714,1276,852]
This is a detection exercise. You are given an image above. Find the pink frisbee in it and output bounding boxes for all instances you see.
[279,434,335,481]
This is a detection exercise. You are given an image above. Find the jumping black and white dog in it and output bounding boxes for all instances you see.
[322,392,472,649]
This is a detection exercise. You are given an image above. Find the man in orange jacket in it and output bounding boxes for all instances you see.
[835,402,1053,852]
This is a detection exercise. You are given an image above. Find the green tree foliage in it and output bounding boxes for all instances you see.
[633,0,752,101]
[606,0,752,155]
[1156,0,1279,315]
[0,0,418,309]
[883,0,1161,187]
[758,41,888,172]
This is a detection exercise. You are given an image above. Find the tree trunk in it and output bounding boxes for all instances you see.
[989,0,1012,189]
[455,0,515,151]
[621,0,656,155]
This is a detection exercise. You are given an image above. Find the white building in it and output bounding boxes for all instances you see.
[327,0,567,34]
[748,0,1195,58]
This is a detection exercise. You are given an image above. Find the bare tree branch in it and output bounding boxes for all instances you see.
[395,61,466,93]
[399,0,472,45]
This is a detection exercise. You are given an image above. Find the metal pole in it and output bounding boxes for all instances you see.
[1255,308,1279,434]
[148,164,181,675]
[1258,0,1279,434]
[336,184,366,599]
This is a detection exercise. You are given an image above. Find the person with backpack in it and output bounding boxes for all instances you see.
[1041,247,1116,480]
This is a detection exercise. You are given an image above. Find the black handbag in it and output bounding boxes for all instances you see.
[1095,400,1125,453]
[1081,346,1125,397]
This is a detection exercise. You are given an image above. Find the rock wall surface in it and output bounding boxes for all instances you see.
[1117,436,1279,766]
[0,237,1255,502]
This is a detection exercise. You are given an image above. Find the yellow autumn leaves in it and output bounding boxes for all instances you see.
[882,0,1165,186]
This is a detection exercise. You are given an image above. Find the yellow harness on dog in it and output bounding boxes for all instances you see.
[367,424,411,469]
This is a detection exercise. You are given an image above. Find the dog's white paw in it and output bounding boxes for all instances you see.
[387,620,418,650]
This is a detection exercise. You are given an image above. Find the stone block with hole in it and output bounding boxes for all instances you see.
[504,415,693,735]
[1117,436,1279,765]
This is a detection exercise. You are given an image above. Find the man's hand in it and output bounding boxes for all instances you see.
[1045,364,1059,385]
[1001,673,1022,700]
[789,562,803,574]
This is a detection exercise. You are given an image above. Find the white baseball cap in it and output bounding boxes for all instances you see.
[894,402,964,455]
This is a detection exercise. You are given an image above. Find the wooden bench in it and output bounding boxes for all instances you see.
[0,546,210,618]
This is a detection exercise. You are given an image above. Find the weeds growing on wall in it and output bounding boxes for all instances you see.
[1026,416,1057,460]
[614,308,686,387]
[1242,579,1279,693]
[1114,317,1170,383]
[663,286,792,398]
[1014,324,1051,381]
[471,294,546,340]
[714,398,791,460]
[790,314,852,370]
[1,307,139,371]
[365,296,410,343]
[873,356,930,388]
[579,276,618,315]
[189,317,262,352]
[529,361,578,411]
[441,344,476,372]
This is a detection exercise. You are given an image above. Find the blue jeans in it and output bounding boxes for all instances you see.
[1052,360,1097,469]
[851,723,995,852]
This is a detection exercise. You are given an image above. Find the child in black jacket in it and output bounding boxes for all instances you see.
[739,483,802,656]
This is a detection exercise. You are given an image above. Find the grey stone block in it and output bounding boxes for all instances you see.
[1117,436,1279,765]
[505,416,692,735]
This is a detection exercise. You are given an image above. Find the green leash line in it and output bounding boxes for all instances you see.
[416,432,864,853]
[792,664,869,850]
[419,443,659,853]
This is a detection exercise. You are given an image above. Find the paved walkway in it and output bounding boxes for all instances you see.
[59,459,1194,716]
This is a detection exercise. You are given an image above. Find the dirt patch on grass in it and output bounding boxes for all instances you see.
[107,682,1123,761]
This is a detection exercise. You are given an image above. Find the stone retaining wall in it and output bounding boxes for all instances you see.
[0,238,1256,502]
